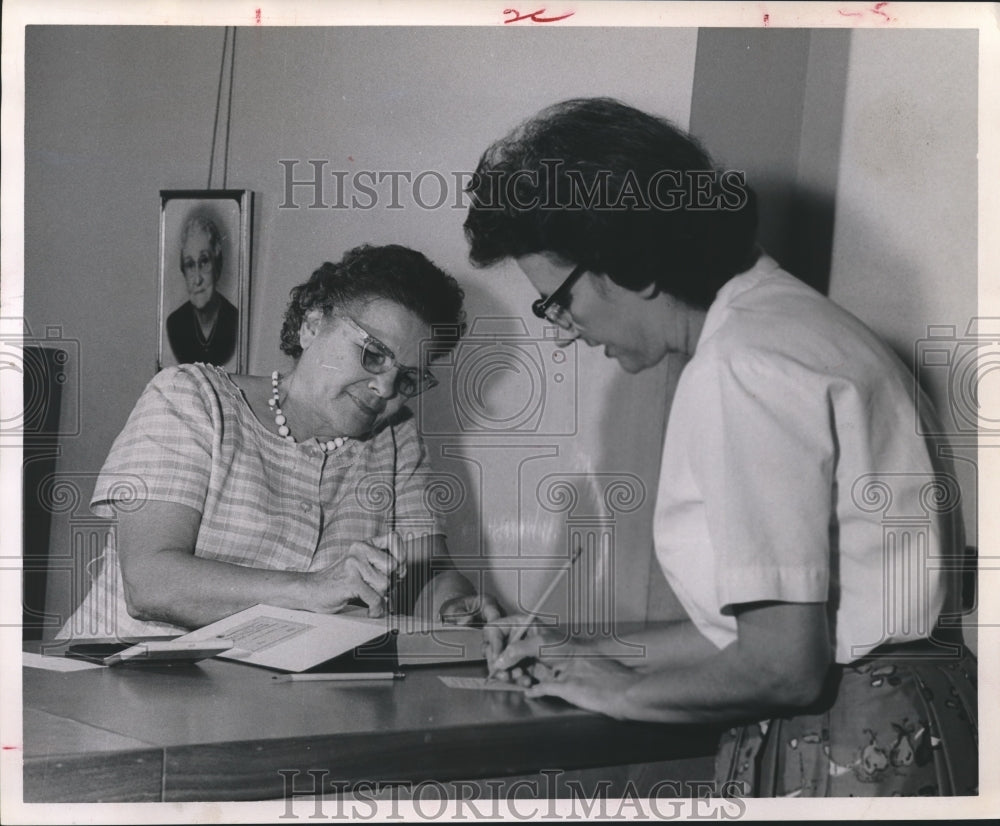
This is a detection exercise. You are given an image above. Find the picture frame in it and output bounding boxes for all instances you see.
[157,189,252,372]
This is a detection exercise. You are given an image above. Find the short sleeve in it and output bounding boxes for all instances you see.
[390,414,445,539]
[90,366,217,518]
[692,348,835,612]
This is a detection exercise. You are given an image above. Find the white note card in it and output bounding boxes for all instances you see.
[439,675,527,692]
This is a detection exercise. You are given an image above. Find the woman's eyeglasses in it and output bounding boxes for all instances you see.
[531,263,586,331]
[339,317,439,398]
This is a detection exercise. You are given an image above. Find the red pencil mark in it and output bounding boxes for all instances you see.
[503,8,575,24]
[871,2,893,22]
[763,13,770,26]
[255,8,262,24]
[2,745,20,751]
[348,156,354,162]
[838,3,894,22]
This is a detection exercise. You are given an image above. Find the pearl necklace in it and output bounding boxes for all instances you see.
[269,371,349,453]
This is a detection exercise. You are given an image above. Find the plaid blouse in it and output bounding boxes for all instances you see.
[58,363,442,638]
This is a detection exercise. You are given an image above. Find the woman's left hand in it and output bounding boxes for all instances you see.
[438,592,504,627]
[523,656,641,720]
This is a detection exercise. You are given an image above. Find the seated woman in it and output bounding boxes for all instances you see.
[59,244,500,638]
[467,98,976,797]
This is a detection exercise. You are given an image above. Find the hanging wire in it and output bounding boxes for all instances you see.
[222,28,237,189]
[207,27,230,188]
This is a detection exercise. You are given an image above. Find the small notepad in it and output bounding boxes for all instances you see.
[439,675,528,692]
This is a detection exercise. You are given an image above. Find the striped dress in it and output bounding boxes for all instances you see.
[57,363,443,638]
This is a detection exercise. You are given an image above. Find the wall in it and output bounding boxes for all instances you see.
[690,28,851,294]
[25,26,698,635]
[828,29,979,545]
[827,29,979,650]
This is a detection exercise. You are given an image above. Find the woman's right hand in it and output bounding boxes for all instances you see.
[305,533,405,617]
[485,614,590,685]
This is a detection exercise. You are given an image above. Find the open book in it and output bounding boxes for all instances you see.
[177,604,484,672]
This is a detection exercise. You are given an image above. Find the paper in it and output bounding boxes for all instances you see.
[439,675,527,692]
[23,652,103,672]
[176,604,487,672]
[178,604,387,672]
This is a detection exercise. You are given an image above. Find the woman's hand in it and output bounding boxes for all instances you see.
[486,616,641,717]
[409,554,505,629]
[484,613,541,680]
[306,533,405,617]
[524,657,641,719]
[438,592,505,627]
[485,615,594,684]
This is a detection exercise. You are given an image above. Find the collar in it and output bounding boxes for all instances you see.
[694,252,783,351]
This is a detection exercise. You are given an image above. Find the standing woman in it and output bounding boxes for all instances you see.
[466,98,976,797]
[60,244,500,639]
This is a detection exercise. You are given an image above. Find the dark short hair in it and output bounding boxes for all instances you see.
[280,244,466,358]
[463,97,759,308]
[179,213,223,278]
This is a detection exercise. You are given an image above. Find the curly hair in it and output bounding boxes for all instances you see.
[280,244,466,358]
[463,97,759,309]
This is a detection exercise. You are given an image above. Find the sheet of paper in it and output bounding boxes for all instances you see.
[23,652,104,672]
[176,604,486,671]
[178,604,387,672]
[439,675,527,692]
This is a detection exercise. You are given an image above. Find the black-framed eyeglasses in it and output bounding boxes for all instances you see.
[339,317,439,398]
[531,263,586,330]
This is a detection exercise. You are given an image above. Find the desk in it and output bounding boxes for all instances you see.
[22,644,721,803]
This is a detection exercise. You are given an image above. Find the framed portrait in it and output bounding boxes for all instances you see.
[157,189,253,372]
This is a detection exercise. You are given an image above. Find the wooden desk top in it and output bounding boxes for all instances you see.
[22,644,720,802]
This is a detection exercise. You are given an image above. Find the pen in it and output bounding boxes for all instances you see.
[384,531,403,616]
[489,544,584,679]
[272,672,406,683]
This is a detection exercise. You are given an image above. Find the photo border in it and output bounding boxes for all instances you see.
[157,189,253,373]
[2,2,997,824]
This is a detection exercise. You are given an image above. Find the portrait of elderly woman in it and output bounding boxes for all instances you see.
[60,243,501,639]
[165,213,239,366]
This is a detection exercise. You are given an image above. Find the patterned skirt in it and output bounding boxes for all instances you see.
[715,642,978,797]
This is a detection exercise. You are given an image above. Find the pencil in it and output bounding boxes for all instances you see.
[272,671,405,683]
[489,544,584,678]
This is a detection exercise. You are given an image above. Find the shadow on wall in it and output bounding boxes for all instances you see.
[757,181,837,296]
